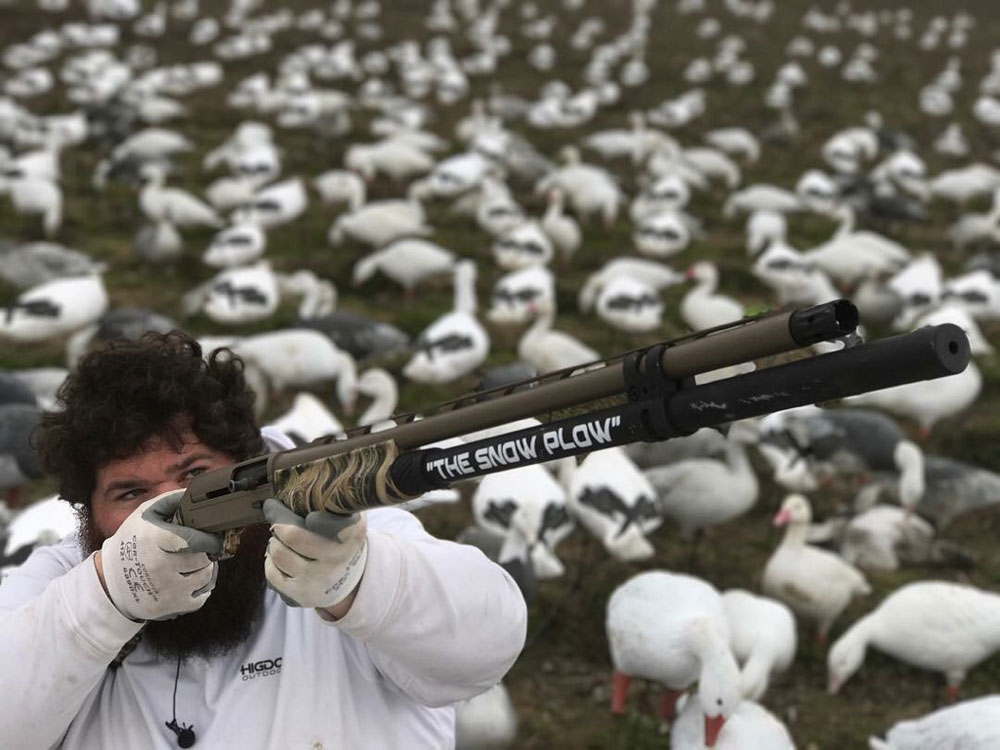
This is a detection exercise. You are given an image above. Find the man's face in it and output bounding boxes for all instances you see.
[90,432,234,539]
[82,430,269,660]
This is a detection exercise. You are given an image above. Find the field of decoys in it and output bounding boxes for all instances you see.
[4,0,1000,746]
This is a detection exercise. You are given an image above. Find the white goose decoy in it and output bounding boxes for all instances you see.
[354,368,397,428]
[763,494,871,644]
[403,260,490,384]
[886,253,943,329]
[681,261,744,331]
[804,204,910,285]
[929,163,1000,206]
[540,188,581,262]
[344,138,435,182]
[868,695,1000,750]
[203,221,266,268]
[606,570,740,744]
[0,272,108,342]
[138,162,222,228]
[221,329,358,410]
[594,275,663,332]
[313,169,366,206]
[352,238,456,297]
[488,266,555,326]
[265,391,344,445]
[475,177,525,239]
[185,261,279,325]
[565,447,661,562]
[828,581,1000,701]
[670,694,795,750]
[633,209,695,257]
[942,269,1000,319]
[578,257,683,313]
[328,191,430,247]
[0,169,62,237]
[472,463,573,582]
[516,295,599,375]
[704,127,760,163]
[721,589,797,701]
[645,421,760,540]
[2,494,77,566]
[454,682,519,750]
[492,220,554,270]
[722,184,801,219]
[844,305,983,436]
[231,177,307,229]
[534,146,623,226]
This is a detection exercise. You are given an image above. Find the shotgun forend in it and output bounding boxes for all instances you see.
[176,300,968,533]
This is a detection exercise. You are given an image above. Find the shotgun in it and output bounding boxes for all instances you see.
[176,299,969,548]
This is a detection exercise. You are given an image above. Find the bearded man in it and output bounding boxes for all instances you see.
[0,332,526,749]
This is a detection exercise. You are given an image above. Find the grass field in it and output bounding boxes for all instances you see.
[3,0,1000,746]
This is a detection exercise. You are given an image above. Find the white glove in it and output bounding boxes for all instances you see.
[100,490,223,622]
[262,498,368,610]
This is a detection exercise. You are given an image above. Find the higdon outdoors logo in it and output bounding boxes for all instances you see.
[239,656,282,681]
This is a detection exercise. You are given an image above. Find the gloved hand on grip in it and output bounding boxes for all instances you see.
[262,498,368,611]
[99,489,224,622]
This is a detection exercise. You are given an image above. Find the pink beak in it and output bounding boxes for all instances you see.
[704,714,726,747]
[684,268,696,280]
[772,508,791,527]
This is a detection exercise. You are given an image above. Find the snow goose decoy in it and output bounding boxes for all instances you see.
[594,275,663,333]
[488,266,554,326]
[763,493,871,644]
[224,329,358,410]
[230,177,307,229]
[402,260,490,384]
[565,447,661,562]
[352,237,455,299]
[721,589,796,701]
[2,495,77,570]
[265,392,344,445]
[577,256,682,313]
[634,209,696,258]
[1,272,108,343]
[534,146,623,227]
[606,570,740,743]
[472,463,573,588]
[328,192,430,248]
[868,695,1000,750]
[137,162,222,228]
[680,261,744,331]
[203,221,266,268]
[184,261,279,325]
[474,177,525,239]
[540,188,581,263]
[516,295,599,375]
[645,420,760,541]
[828,581,1000,701]
[454,682,519,750]
[670,693,795,750]
[353,368,397,428]
[492,220,554,270]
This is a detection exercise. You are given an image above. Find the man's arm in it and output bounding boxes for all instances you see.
[0,545,145,750]
[322,508,528,707]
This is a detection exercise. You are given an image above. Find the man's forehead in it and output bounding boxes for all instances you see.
[96,432,220,481]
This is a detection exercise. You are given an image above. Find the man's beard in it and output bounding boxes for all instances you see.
[79,511,269,660]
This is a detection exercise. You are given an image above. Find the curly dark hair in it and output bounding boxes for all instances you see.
[34,330,264,508]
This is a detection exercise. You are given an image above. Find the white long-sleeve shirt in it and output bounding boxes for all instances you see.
[0,431,527,749]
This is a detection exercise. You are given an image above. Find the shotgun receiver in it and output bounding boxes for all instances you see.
[177,300,970,536]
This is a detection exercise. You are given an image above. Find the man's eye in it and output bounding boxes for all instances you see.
[118,488,145,501]
[183,467,207,481]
